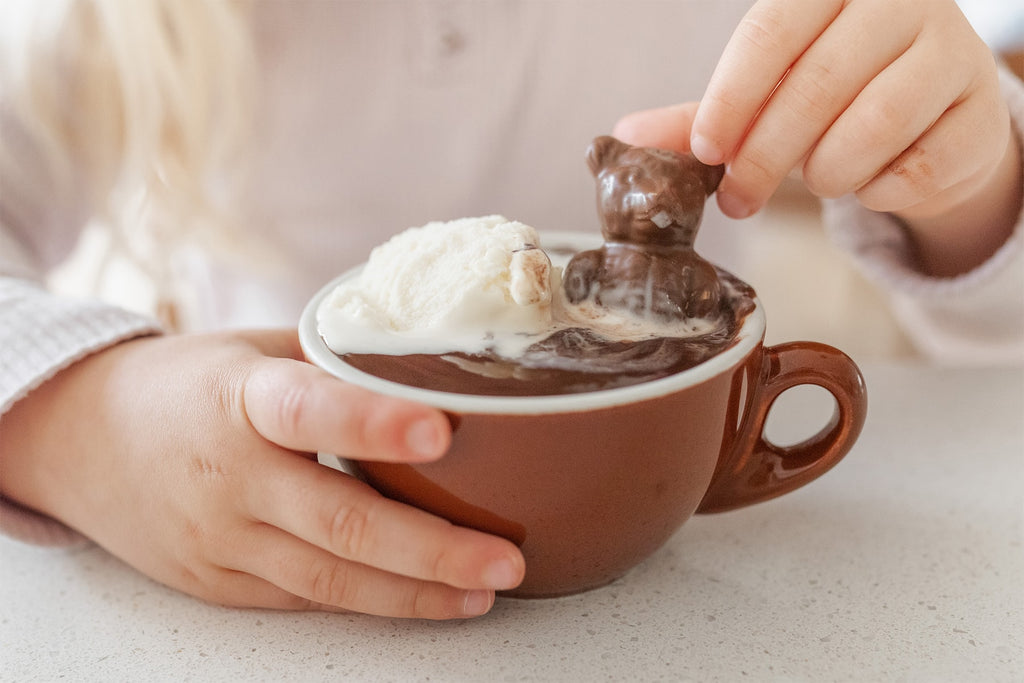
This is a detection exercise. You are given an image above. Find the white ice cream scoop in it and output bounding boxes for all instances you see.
[317,215,558,357]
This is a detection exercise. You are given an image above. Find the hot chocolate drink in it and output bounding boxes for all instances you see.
[341,268,754,396]
[320,136,746,397]
[302,137,868,599]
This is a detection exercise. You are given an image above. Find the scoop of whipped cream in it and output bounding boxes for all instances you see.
[317,216,558,356]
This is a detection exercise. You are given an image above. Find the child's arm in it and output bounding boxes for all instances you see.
[611,0,1024,363]
[0,11,524,617]
[615,0,1022,276]
[691,0,1021,276]
[0,329,524,618]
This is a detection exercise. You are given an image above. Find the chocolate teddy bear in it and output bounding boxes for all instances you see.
[563,135,726,321]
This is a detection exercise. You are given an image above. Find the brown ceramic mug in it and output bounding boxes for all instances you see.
[299,232,868,598]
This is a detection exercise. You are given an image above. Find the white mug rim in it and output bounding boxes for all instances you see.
[298,231,765,415]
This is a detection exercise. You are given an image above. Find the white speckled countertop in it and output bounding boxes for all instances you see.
[2,363,1022,682]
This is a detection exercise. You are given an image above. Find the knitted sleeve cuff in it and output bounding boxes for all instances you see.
[1,278,162,414]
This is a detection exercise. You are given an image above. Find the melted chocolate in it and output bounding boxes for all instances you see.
[336,136,747,398]
[342,272,755,397]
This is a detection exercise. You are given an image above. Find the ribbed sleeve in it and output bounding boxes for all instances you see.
[0,279,162,414]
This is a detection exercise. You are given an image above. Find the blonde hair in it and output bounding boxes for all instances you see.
[0,0,255,326]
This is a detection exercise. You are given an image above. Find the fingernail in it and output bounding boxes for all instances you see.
[482,557,522,590]
[690,134,723,164]
[405,418,445,459]
[463,590,493,616]
[717,190,755,219]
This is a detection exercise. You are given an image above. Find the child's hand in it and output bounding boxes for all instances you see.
[614,0,1022,276]
[0,330,525,619]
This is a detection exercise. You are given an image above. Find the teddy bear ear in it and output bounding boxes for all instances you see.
[586,135,630,176]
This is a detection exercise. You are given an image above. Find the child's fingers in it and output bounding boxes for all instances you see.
[612,102,700,154]
[853,82,1009,215]
[172,556,349,613]
[222,524,496,619]
[710,0,919,218]
[244,454,525,593]
[803,42,971,203]
[240,356,451,463]
[690,0,841,166]
[803,16,1000,210]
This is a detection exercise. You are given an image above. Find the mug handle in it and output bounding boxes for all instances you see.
[696,341,868,514]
